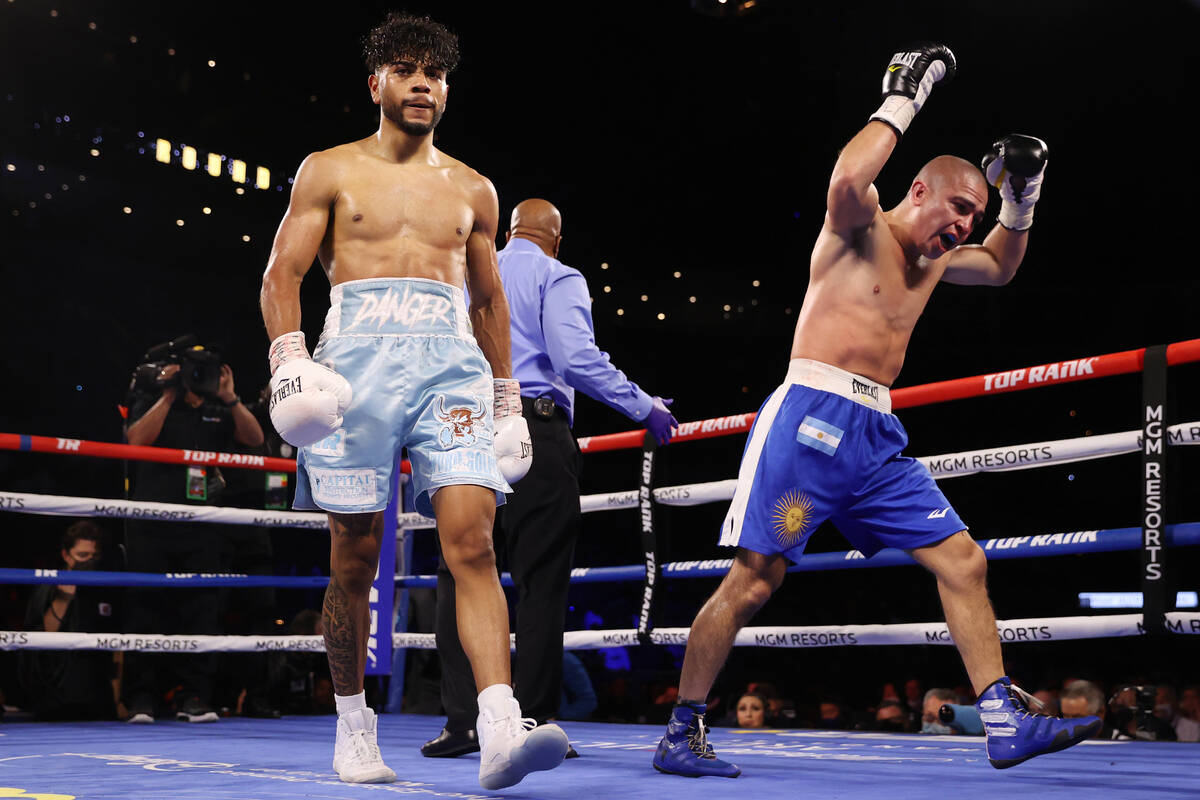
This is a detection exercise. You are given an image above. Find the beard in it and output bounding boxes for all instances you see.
[382,96,444,136]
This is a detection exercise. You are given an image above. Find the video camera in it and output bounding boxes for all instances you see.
[1109,683,1165,741]
[129,334,224,399]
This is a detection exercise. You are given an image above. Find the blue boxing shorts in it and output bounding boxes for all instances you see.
[294,277,510,517]
[719,358,966,561]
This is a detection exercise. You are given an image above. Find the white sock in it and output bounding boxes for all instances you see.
[335,692,367,717]
[477,683,516,719]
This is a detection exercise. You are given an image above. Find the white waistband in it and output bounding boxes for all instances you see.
[785,358,892,413]
[324,277,472,339]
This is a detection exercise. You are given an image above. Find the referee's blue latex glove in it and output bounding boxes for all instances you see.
[644,397,678,445]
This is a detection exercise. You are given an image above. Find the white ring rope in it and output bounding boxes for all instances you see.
[4,613,1197,652]
[3,422,1197,528]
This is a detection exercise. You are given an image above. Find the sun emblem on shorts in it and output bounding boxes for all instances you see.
[770,490,813,549]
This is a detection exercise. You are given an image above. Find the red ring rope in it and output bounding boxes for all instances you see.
[3,339,1197,465]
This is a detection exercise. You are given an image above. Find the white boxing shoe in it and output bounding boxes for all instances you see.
[477,698,569,790]
[332,707,397,784]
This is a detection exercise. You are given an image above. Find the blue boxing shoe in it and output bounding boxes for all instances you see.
[977,677,1102,768]
[652,702,741,778]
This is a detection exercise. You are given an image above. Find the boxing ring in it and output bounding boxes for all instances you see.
[3,339,1200,799]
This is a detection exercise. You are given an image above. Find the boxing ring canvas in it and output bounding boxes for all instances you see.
[2,715,1196,799]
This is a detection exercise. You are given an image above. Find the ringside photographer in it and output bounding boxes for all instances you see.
[120,335,263,724]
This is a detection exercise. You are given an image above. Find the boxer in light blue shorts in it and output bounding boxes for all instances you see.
[294,278,510,517]
[719,358,965,560]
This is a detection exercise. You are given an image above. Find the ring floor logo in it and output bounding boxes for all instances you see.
[0,790,76,800]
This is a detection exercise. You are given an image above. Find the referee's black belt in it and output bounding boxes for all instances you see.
[521,395,568,422]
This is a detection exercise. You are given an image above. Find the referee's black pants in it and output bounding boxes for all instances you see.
[434,396,582,729]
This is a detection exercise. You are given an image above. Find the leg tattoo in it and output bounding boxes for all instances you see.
[322,576,363,697]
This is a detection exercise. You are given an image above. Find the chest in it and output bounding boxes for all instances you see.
[160,404,230,447]
[334,169,473,248]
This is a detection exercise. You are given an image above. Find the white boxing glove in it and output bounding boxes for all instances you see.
[267,331,353,448]
[493,378,532,484]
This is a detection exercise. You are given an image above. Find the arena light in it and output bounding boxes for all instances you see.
[150,136,282,191]
[1077,591,1198,609]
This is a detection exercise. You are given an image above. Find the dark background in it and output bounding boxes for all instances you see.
[2,0,1197,718]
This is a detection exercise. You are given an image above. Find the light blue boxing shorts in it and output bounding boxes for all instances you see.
[719,358,966,561]
[294,278,510,517]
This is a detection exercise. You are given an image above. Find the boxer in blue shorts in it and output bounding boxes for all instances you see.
[717,359,965,562]
[654,43,1099,779]
[259,13,568,790]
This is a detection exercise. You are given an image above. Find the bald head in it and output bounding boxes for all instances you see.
[509,198,562,256]
[915,155,986,197]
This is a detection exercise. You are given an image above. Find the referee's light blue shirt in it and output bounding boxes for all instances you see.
[498,237,652,427]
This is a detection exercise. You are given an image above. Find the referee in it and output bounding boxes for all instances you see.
[422,198,677,757]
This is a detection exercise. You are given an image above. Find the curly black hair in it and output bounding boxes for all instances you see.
[362,12,460,74]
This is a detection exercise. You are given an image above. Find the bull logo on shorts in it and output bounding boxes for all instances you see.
[771,490,813,549]
[435,395,486,449]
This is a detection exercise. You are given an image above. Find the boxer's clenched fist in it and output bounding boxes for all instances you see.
[981,134,1049,231]
[267,331,353,448]
[870,42,957,137]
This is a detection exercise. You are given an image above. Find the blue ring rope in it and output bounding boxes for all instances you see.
[3,523,1195,589]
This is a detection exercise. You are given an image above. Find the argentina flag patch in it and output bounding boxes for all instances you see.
[797,415,844,456]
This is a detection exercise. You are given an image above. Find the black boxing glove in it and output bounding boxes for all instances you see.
[981,134,1048,231]
[869,43,957,137]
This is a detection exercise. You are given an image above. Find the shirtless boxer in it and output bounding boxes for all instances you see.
[653,43,1101,777]
[259,13,567,789]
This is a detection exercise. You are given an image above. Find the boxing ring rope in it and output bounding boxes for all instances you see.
[577,338,1200,452]
[3,419,1199,529]
[2,338,1198,655]
[4,523,1197,591]
[7,613,1199,653]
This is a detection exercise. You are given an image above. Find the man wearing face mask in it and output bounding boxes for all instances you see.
[19,521,120,720]
[920,687,960,734]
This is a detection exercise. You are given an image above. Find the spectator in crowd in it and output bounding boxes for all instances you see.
[1172,685,1200,742]
[735,692,768,729]
[745,681,797,727]
[921,687,959,734]
[1061,679,1123,740]
[18,521,120,720]
[816,695,853,730]
[903,678,924,717]
[558,651,597,721]
[1032,688,1060,716]
[122,344,264,723]
[874,699,910,733]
